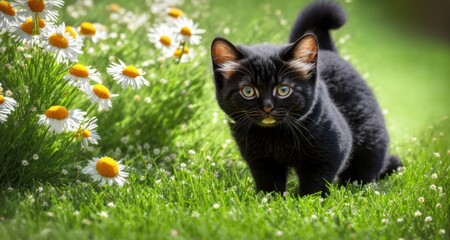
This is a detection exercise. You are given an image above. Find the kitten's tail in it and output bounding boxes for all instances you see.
[289,1,346,52]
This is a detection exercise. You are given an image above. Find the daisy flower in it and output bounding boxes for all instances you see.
[166,7,183,18]
[63,63,101,89]
[85,84,118,111]
[0,1,20,30]
[10,17,47,44]
[15,0,63,23]
[173,17,205,45]
[38,105,86,133]
[76,117,100,148]
[82,156,129,186]
[78,21,107,43]
[0,93,17,112]
[148,0,183,15]
[107,60,149,89]
[40,23,83,64]
[148,23,178,58]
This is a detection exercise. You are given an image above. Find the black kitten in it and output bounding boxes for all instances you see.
[210,1,402,196]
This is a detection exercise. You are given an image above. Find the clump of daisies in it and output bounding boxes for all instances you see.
[147,5,205,62]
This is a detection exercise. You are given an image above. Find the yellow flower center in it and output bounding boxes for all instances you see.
[108,3,121,12]
[49,33,69,49]
[180,26,192,37]
[81,129,91,138]
[45,106,69,120]
[65,26,77,39]
[79,22,96,35]
[69,64,89,78]
[93,84,110,99]
[167,8,183,18]
[159,35,171,46]
[173,46,189,58]
[20,18,45,35]
[0,95,4,104]
[27,0,45,12]
[122,65,140,78]
[96,157,119,178]
[0,1,16,16]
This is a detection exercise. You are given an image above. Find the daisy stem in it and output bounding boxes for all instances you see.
[176,41,186,64]
[32,13,40,36]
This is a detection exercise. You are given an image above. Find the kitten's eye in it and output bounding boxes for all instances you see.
[276,84,291,97]
[240,86,256,99]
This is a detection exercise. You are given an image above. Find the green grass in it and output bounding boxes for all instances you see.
[1,0,449,239]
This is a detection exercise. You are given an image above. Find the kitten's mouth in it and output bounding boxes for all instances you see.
[259,117,277,126]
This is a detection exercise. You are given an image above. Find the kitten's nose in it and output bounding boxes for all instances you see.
[263,99,274,113]
[263,106,273,113]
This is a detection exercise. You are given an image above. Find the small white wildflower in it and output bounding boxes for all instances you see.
[188,149,196,155]
[170,229,178,237]
[311,214,318,220]
[431,173,438,179]
[275,230,283,237]
[439,229,445,235]
[143,143,150,149]
[81,219,91,225]
[381,218,389,224]
[73,211,80,216]
[21,160,29,166]
[430,184,437,190]
[414,211,422,217]
[436,203,442,208]
[212,203,220,209]
[61,169,68,175]
[107,202,115,208]
[46,212,54,217]
[261,197,268,203]
[418,197,424,203]
[99,211,108,219]
[153,148,161,155]
[32,154,39,160]
[433,152,441,158]
[397,218,404,223]
[424,216,432,222]
[191,211,200,218]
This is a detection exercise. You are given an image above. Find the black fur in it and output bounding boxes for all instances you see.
[211,1,402,196]
[289,0,346,51]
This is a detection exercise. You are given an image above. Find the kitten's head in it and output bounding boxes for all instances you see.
[211,34,318,128]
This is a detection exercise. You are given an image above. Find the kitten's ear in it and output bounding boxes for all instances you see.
[283,34,318,63]
[211,37,243,65]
